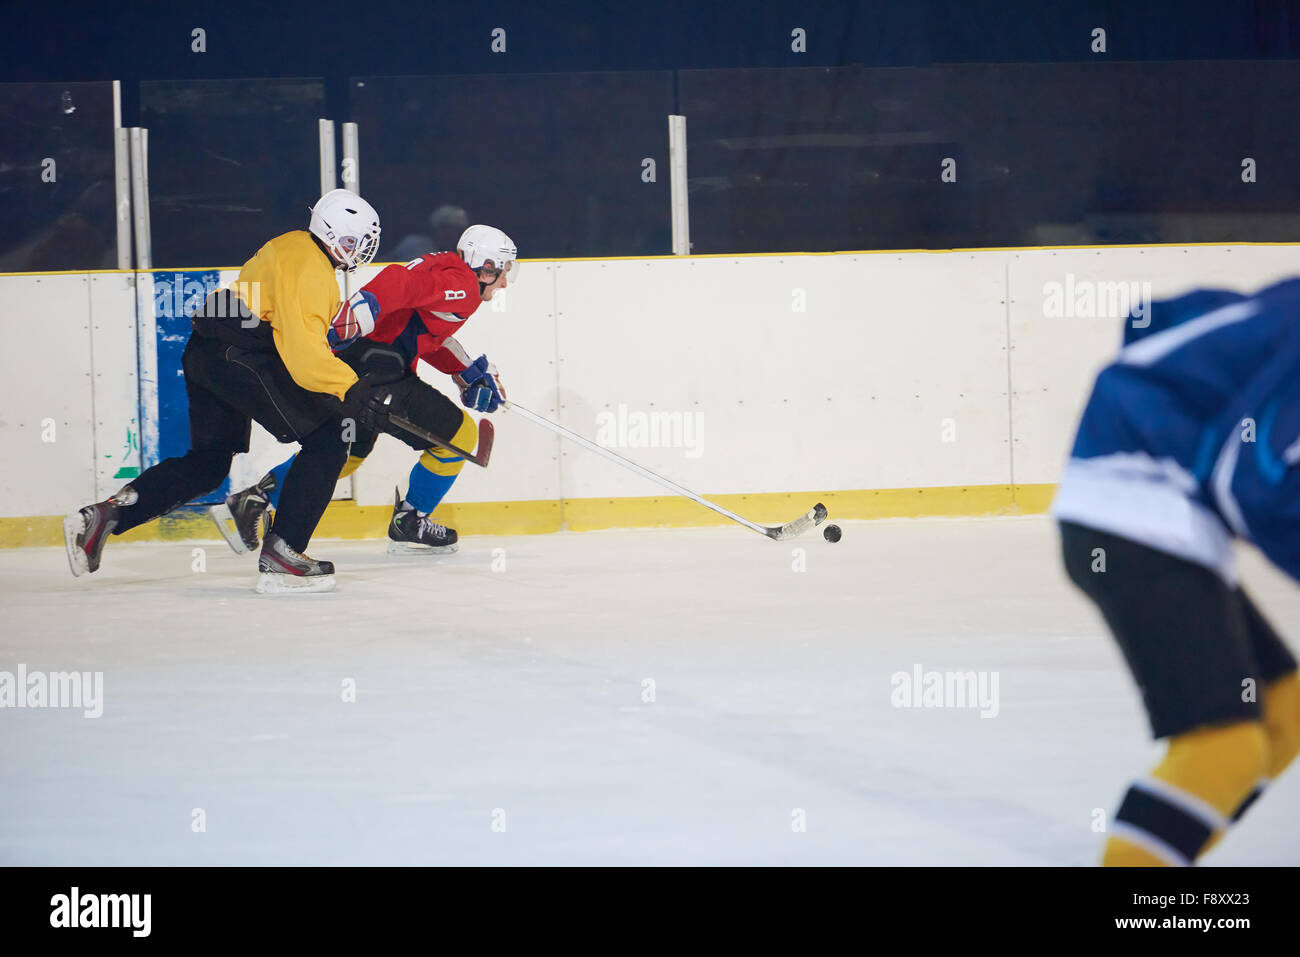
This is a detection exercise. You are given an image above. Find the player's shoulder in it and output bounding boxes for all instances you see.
[266,229,316,255]
[264,230,333,270]
[377,251,480,311]
[406,250,474,275]
[421,252,481,305]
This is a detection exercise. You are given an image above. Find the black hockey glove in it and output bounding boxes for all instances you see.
[342,374,419,433]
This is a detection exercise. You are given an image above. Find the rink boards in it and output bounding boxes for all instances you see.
[2,244,1299,545]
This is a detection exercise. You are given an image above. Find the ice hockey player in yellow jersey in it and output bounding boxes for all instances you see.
[65,189,388,593]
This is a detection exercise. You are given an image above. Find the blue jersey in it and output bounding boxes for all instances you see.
[1052,278,1300,585]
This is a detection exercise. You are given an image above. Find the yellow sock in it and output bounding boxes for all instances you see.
[1102,836,1169,867]
[1262,672,1300,778]
[1203,671,1300,855]
[1103,721,1269,866]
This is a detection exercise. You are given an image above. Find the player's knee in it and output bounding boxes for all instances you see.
[449,412,477,454]
[1263,671,1300,778]
[422,413,476,476]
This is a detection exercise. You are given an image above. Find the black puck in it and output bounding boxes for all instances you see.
[823,524,842,543]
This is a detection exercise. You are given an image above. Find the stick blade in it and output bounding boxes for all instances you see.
[765,502,828,541]
[389,413,494,468]
[472,418,495,467]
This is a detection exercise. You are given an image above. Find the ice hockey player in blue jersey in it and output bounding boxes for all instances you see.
[1054,278,1300,866]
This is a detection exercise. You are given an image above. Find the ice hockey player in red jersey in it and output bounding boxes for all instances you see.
[211,225,517,556]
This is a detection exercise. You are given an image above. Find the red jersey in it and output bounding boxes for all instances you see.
[362,252,483,374]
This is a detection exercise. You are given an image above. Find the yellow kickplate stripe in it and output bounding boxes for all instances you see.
[1010,483,1059,515]
[559,484,1036,530]
[0,484,1057,549]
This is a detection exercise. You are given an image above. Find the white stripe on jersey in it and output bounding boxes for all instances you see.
[439,335,472,368]
[1051,452,1239,585]
[1284,433,1300,465]
[1118,300,1258,368]
[1209,432,1250,537]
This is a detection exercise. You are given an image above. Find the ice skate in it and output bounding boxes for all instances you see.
[256,532,336,593]
[209,472,277,555]
[387,488,458,555]
[64,487,137,577]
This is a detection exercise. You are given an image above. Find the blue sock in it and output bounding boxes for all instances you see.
[267,455,295,510]
[405,460,457,513]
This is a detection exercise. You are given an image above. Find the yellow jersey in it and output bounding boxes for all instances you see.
[231,230,358,401]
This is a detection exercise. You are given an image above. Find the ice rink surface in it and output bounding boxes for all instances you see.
[2,514,1298,866]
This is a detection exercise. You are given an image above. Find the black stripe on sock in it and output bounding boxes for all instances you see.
[1116,785,1214,862]
[1230,785,1263,823]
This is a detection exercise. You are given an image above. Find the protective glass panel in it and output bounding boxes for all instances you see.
[141,78,326,268]
[681,62,1300,252]
[351,72,674,261]
[0,81,117,272]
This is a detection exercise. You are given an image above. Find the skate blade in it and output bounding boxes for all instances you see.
[387,540,458,556]
[255,572,336,594]
[208,502,251,555]
[63,512,89,577]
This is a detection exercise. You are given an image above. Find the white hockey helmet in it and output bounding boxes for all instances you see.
[309,188,382,271]
[457,224,519,287]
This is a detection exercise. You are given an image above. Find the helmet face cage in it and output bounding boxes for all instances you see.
[326,223,381,271]
[348,228,381,270]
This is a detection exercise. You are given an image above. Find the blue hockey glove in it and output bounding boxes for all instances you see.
[454,355,505,413]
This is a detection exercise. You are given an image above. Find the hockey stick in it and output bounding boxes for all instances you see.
[502,400,827,541]
[389,414,495,467]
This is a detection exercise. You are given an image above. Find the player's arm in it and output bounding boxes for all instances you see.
[418,334,505,413]
[330,256,457,351]
[327,288,379,352]
[424,335,472,376]
[272,269,359,401]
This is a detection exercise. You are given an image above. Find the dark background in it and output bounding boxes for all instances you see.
[3,0,1300,267]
